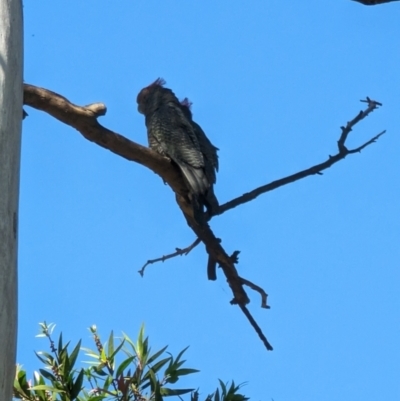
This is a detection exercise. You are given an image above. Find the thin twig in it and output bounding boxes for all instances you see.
[239,277,270,309]
[337,97,381,151]
[217,98,384,216]
[348,131,386,154]
[138,238,201,276]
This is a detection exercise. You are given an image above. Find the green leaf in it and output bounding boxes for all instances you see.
[149,369,162,401]
[174,368,200,377]
[69,340,82,371]
[71,369,85,399]
[160,388,194,396]
[110,338,125,360]
[103,374,114,391]
[100,347,107,363]
[58,332,63,354]
[136,325,145,359]
[13,368,31,399]
[93,365,108,376]
[35,351,54,365]
[218,379,226,396]
[135,330,149,367]
[59,347,71,379]
[148,345,168,364]
[38,369,56,382]
[146,357,170,376]
[30,385,65,393]
[174,346,189,364]
[33,371,45,385]
[115,356,135,377]
[107,330,114,357]
[81,347,100,360]
[122,332,135,352]
[47,323,56,335]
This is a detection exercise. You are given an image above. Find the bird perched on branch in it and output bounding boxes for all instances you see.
[136,78,218,224]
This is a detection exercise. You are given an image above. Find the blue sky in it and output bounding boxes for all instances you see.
[19,1,399,400]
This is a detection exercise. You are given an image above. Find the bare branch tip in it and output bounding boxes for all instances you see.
[85,103,107,117]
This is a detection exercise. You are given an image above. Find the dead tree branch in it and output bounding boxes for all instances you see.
[239,304,273,351]
[240,277,270,309]
[23,84,385,352]
[23,84,250,306]
[138,238,201,276]
[217,98,384,216]
[352,0,400,5]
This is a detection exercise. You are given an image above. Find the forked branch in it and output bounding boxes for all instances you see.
[23,84,385,352]
[217,98,384,216]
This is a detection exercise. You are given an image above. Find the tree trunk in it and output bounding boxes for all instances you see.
[0,0,23,400]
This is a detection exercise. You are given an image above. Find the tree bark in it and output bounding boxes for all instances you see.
[0,0,23,400]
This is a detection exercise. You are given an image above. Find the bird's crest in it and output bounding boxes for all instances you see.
[180,97,193,110]
[149,77,166,88]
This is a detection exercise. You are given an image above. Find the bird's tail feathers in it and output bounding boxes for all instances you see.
[178,163,209,196]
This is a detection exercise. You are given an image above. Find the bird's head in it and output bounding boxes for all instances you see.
[136,78,166,114]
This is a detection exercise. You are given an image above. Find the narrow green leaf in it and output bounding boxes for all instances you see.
[174,368,199,377]
[69,340,82,371]
[103,374,114,391]
[36,351,54,362]
[142,336,149,363]
[30,385,65,393]
[107,330,114,358]
[71,369,85,399]
[109,338,125,361]
[60,347,71,378]
[160,388,194,396]
[122,332,135,351]
[57,332,63,354]
[174,346,189,364]
[149,369,162,401]
[146,357,170,376]
[218,379,226,396]
[115,356,135,377]
[136,325,145,359]
[100,347,107,363]
[93,365,108,376]
[81,347,99,357]
[148,345,168,364]
[47,323,56,335]
[33,371,42,385]
[38,369,56,382]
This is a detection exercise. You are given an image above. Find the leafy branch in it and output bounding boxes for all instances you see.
[14,323,249,401]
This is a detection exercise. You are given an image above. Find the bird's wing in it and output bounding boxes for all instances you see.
[147,104,209,195]
[150,104,205,168]
[193,121,219,172]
